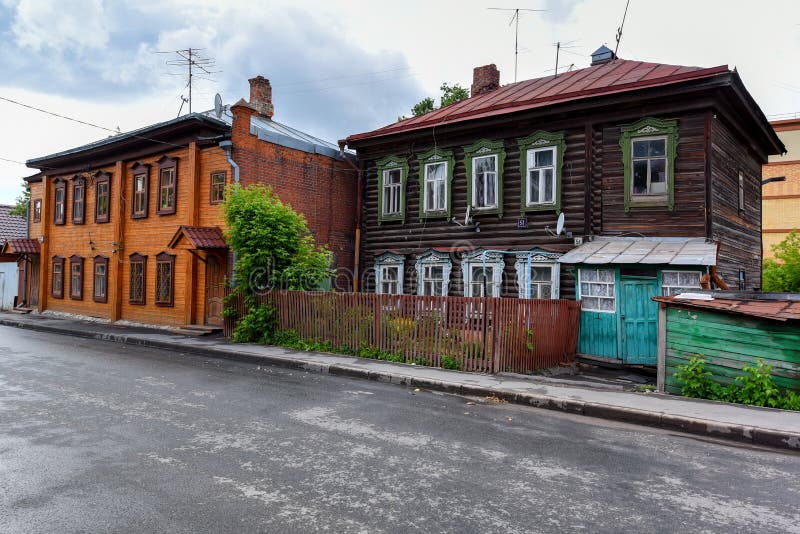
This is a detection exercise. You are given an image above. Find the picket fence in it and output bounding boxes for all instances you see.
[224,290,581,374]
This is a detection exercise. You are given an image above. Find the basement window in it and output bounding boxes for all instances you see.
[461,250,504,298]
[70,255,84,300]
[374,253,404,295]
[415,250,452,297]
[514,250,562,300]
[93,256,109,303]
[155,252,175,306]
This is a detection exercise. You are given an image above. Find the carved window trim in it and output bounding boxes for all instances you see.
[376,156,408,224]
[156,156,178,216]
[155,251,176,307]
[51,256,64,298]
[210,170,226,204]
[461,249,504,298]
[53,180,66,225]
[417,148,455,219]
[129,253,147,305]
[620,117,678,212]
[464,139,506,217]
[514,249,563,300]
[518,131,566,214]
[92,255,109,303]
[131,162,150,219]
[415,250,452,296]
[69,255,84,300]
[72,176,85,225]
[94,172,111,223]
[374,252,405,295]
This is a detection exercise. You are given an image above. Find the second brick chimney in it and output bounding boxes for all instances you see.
[248,75,274,118]
[471,64,500,97]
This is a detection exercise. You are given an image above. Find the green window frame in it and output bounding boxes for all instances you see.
[464,139,506,217]
[620,117,678,212]
[376,155,408,224]
[518,131,566,214]
[417,148,455,220]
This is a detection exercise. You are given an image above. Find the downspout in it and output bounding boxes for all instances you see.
[219,140,239,283]
[20,184,29,307]
[339,140,362,292]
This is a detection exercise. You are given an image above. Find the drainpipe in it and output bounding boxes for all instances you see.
[219,140,239,284]
[20,186,30,307]
[338,141,362,293]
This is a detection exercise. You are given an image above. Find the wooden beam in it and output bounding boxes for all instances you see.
[110,160,126,321]
[657,303,667,393]
[38,176,50,311]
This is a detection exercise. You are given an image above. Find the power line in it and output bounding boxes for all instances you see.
[614,0,632,57]
[488,7,548,82]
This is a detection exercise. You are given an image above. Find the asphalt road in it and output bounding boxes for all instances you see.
[1,326,799,534]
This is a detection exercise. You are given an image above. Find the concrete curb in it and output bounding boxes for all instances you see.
[3,317,799,452]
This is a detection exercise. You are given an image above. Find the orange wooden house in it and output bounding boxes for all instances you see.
[4,76,356,329]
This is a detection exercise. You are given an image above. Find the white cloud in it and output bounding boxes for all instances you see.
[12,0,109,52]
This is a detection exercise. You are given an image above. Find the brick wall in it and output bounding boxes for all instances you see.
[762,160,800,258]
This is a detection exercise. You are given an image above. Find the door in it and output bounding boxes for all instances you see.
[28,256,40,307]
[205,254,226,327]
[620,278,659,365]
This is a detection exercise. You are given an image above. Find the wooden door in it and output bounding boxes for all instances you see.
[205,254,226,326]
[620,278,659,365]
[28,256,40,307]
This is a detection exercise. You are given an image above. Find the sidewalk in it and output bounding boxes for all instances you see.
[2,312,799,451]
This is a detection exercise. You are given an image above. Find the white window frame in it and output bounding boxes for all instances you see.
[415,250,452,297]
[661,270,702,297]
[471,154,498,209]
[423,161,448,213]
[374,253,404,295]
[578,268,616,313]
[526,146,557,207]
[462,250,504,298]
[514,251,561,300]
[630,135,668,199]
[382,168,402,216]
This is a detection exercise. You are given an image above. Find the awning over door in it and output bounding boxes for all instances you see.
[168,226,227,250]
[558,237,717,266]
[1,238,41,255]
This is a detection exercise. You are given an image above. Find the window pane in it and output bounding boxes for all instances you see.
[582,297,599,310]
[662,272,679,286]
[531,267,550,282]
[485,172,496,206]
[581,269,597,282]
[633,140,648,158]
[600,298,615,311]
[436,181,446,210]
[649,139,666,157]
[475,156,495,173]
[529,170,540,203]
[599,269,614,283]
[425,181,435,211]
[386,169,400,184]
[543,169,554,202]
[679,272,700,286]
[534,149,553,168]
[633,160,648,194]
[580,282,590,295]
[475,175,485,205]
[650,159,667,193]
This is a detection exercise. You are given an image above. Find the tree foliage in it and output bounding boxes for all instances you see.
[400,82,470,120]
[762,230,800,292]
[10,182,29,217]
[223,184,332,293]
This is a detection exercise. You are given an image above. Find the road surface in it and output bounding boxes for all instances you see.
[1,326,798,533]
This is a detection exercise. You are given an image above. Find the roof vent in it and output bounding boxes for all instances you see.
[590,45,617,66]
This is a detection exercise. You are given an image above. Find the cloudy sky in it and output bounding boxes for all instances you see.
[1,0,799,205]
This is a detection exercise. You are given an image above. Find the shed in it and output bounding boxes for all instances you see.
[654,292,800,394]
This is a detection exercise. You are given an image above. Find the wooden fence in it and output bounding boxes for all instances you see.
[224,291,581,374]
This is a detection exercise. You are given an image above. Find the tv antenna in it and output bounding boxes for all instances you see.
[487,7,547,82]
[214,93,223,118]
[158,48,221,115]
[553,40,579,78]
[614,0,631,57]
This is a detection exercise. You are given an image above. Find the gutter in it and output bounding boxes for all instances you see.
[219,140,240,284]
[338,141,362,292]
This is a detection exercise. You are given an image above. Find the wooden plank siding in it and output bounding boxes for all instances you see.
[710,117,764,289]
[664,307,800,393]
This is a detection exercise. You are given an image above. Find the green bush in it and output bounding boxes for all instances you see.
[441,355,461,370]
[674,355,799,411]
[232,304,276,344]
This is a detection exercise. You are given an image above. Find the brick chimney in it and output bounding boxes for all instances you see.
[471,64,500,97]
[248,75,274,118]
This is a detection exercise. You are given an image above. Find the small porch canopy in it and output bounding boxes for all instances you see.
[1,238,40,261]
[558,237,717,266]
[168,226,227,251]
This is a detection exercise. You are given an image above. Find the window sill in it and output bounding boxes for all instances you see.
[471,206,502,217]
[156,210,177,216]
[131,213,147,220]
[93,297,108,304]
[96,218,110,224]
[378,215,404,224]
[155,302,174,307]
[521,202,558,213]
[419,211,449,219]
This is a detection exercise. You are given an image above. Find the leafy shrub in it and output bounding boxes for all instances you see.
[674,355,799,411]
[232,304,276,344]
[441,355,461,370]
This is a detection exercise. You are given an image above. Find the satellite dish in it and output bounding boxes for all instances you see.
[556,212,566,235]
[214,93,223,118]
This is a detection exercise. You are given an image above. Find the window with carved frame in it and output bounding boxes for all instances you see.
[157,157,178,215]
[53,180,66,225]
[155,252,175,306]
[95,172,110,223]
[70,255,84,300]
[129,253,147,305]
[131,162,149,219]
[51,256,64,298]
[72,176,85,224]
[93,256,109,303]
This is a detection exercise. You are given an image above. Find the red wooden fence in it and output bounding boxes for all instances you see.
[224,291,581,374]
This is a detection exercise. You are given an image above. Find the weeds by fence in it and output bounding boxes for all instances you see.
[224,290,580,374]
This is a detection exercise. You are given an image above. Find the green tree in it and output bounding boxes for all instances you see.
[401,82,470,120]
[9,182,29,217]
[762,230,800,292]
[223,184,333,293]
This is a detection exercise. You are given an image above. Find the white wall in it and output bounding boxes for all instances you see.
[0,262,19,310]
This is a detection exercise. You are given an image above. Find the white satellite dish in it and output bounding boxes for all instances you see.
[214,93,223,118]
[556,212,566,235]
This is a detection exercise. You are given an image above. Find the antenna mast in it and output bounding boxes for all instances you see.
[160,48,220,115]
[487,7,547,82]
[614,0,631,57]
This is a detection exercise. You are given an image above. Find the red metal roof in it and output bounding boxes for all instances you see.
[346,59,729,143]
[654,296,800,322]
[168,226,227,250]
[2,238,40,255]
